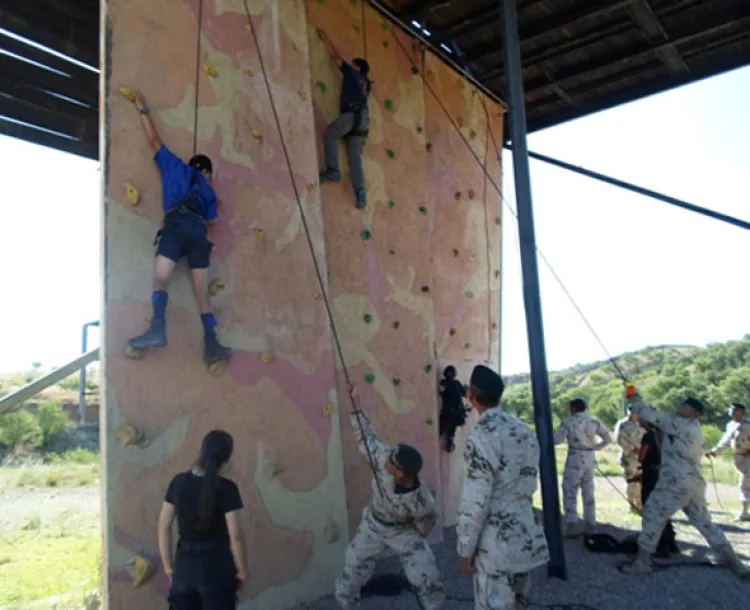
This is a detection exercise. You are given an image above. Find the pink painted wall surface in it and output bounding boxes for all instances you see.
[101,1,503,608]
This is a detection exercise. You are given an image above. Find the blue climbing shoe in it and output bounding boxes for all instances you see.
[320,168,341,183]
[355,187,367,209]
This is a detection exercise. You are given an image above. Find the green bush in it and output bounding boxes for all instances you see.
[702,424,723,451]
[0,411,42,450]
[37,402,70,446]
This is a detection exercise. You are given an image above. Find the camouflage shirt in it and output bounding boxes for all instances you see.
[713,419,750,455]
[554,411,611,451]
[615,416,645,459]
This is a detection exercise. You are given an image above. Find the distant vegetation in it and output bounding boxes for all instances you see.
[503,335,750,447]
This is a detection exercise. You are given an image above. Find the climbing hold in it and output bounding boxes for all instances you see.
[388,199,396,209]
[457,116,464,128]
[421,286,430,293]
[418,206,427,215]
[360,229,371,240]
[384,99,393,111]
[322,403,334,417]
[246,23,252,30]
[491,322,498,329]
[363,313,373,324]
[411,65,419,75]
[365,374,375,384]
[307,182,315,192]
[352,24,360,33]
[116,424,149,449]
[324,521,340,544]
[495,216,501,225]
[468,189,476,200]
[464,342,471,349]
[389,249,395,255]
[125,182,140,206]
[118,86,136,102]
[393,378,401,386]
[203,63,217,77]
[425,418,433,425]
[126,553,154,588]
[453,248,459,257]
[386,149,396,159]
[316,80,327,93]
[454,191,462,201]
[470,129,477,140]
[299,90,307,101]
[383,40,390,49]
[312,291,323,300]
[494,270,500,279]
[260,352,274,364]
[255,228,266,241]
[381,21,390,31]
[243,68,254,76]
[393,321,400,329]
[416,124,423,133]
[264,461,283,479]
[426,142,432,152]
[465,291,474,299]
[425,364,432,373]
[449,328,456,336]
[208,278,225,296]
[252,128,263,141]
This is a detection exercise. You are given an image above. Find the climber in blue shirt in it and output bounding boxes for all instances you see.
[316,28,372,210]
[124,91,231,369]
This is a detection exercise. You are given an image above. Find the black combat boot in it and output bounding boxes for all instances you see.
[128,318,167,350]
[204,327,232,364]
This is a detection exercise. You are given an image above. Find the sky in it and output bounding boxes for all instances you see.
[0,66,747,375]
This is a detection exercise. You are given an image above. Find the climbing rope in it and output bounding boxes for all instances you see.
[481,103,493,364]
[241,0,384,498]
[359,0,368,60]
[192,0,204,158]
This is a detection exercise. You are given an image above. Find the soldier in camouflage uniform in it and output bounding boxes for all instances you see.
[334,406,445,610]
[615,405,645,513]
[554,398,611,537]
[457,365,550,610]
[624,391,749,578]
[707,403,750,521]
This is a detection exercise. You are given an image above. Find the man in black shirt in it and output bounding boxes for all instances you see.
[438,365,469,452]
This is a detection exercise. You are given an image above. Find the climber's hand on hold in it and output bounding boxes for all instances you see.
[134,92,147,112]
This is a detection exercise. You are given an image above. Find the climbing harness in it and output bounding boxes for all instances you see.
[242,0,384,498]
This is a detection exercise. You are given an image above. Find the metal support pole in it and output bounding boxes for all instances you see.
[78,321,99,426]
[500,0,566,579]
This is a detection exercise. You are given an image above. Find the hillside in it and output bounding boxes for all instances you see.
[502,335,750,430]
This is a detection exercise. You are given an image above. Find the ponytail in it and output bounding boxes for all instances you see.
[195,430,234,532]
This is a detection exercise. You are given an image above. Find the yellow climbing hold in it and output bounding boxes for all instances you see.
[307,183,315,192]
[246,23,252,31]
[243,68,254,76]
[203,63,217,77]
[209,278,225,296]
[252,128,263,141]
[261,352,274,364]
[116,423,147,448]
[255,228,265,241]
[313,291,323,300]
[323,403,334,417]
[299,90,307,101]
[470,129,477,140]
[118,86,136,102]
[127,553,154,588]
[468,189,476,200]
[125,182,140,206]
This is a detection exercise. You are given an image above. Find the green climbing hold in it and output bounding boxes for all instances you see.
[393,378,401,386]
[361,229,371,240]
[425,364,432,373]
[365,374,375,384]
[384,99,393,111]
[465,291,474,298]
[389,249,395,255]
[381,22,389,31]
[416,125,423,133]
[393,321,400,329]
[425,418,433,425]
[386,149,396,159]
[383,40,389,49]
[363,313,373,324]
[353,24,360,33]
[464,342,471,348]
[388,199,396,209]
[411,66,419,75]
[421,286,430,293]
[419,206,427,215]
[316,80,327,93]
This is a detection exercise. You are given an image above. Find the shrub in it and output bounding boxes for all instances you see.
[0,411,42,450]
[701,424,723,451]
[38,402,70,446]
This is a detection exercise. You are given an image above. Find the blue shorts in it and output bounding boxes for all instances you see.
[156,213,212,269]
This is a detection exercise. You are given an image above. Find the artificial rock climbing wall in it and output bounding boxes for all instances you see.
[101,0,503,608]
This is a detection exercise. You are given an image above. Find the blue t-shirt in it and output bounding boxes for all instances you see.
[340,61,369,113]
[154,145,218,221]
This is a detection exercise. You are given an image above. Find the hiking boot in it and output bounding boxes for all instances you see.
[320,168,341,183]
[204,328,232,365]
[128,318,167,350]
[354,187,367,209]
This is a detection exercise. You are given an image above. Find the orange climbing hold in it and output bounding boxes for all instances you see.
[203,63,217,77]
[261,352,274,364]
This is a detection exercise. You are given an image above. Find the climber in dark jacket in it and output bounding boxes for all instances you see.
[438,366,469,452]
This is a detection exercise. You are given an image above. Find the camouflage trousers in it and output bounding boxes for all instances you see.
[562,451,596,525]
[638,482,729,554]
[622,459,642,512]
[473,552,530,610]
[733,455,750,503]
[334,514,444,609]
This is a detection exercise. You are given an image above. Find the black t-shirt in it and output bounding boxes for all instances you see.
[440,378,466,410]
[641,429,662,470]
[165,471,243,542]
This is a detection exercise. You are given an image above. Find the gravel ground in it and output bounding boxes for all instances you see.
[296,477,750,610]
[0,486,99,529]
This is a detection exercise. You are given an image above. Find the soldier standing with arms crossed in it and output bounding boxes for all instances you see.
[457,365,549,610]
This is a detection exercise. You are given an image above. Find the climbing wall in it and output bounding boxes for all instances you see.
[101,0,503,608]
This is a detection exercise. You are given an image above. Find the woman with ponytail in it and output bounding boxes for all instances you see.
[158,430,246,609]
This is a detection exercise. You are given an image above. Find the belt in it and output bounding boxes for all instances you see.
[569,446,595,452]
[370,511,411,528]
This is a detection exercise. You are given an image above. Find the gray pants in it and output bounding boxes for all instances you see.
[323,110,368,191]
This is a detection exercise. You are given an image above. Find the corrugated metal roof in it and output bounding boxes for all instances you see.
[1,0,748,159]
